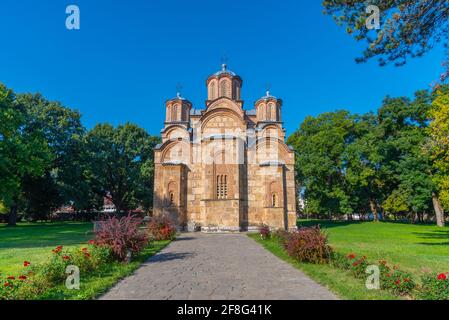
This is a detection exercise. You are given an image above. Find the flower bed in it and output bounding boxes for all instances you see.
[0,243,112,300]
[0,215,176,300]
[259,226,449,300]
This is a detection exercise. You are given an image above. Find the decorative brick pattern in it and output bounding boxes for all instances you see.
[153,66,296,231]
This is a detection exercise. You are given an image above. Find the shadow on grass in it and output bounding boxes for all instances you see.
[298,219,448,230]
[298,220,364,229]
[0,222,93,250]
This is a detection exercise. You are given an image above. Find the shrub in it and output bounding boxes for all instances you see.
[418,272,449,300]
[342,253,370,279]
[284,226,332,264]
[378,260,415,296]
[259,224,271,240]
[147,216,177,241]
[94,214,149,262]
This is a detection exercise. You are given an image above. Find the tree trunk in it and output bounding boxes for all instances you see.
[370,198,378,222]
[413,212,419,224]
[432,192,445,227]
[8,199,18,227]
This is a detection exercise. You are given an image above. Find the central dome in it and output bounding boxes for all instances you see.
[206,64,243,102]
[213,64,237,77]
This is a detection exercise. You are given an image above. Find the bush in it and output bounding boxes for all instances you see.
[347,254,369,279]
[418,272,449,300]
[94,214,149,261]
[147,216,177,241]
[259,224,271,240]
[284,226,332,264]
[378,260,415,296]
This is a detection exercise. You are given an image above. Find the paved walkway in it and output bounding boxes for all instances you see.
[100,233,338,300]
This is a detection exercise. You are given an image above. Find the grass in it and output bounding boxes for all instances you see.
[248,233,399,300]
[298,220,449,278]
[0,222,171,300]
[249,220,449,300]
[0,222,93,276]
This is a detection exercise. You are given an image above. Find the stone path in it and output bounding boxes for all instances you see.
[100,233,338,300]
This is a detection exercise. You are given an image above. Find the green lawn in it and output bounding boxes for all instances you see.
[299,220,449,277]
[0,222,171,300]
[250,220,449,300]
[0,222,93,276]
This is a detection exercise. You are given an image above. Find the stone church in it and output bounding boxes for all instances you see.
[153,65,296,231]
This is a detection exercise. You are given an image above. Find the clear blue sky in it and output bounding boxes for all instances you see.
[0,0,445,135]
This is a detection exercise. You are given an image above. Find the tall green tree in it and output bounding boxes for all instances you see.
[428,89,449,225]
[287,111,356,218]
[344,113,385,221]
[15,93,85,220]
[0,85,51,226]
[84,123,160,213]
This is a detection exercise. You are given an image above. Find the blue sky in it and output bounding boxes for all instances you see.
[0,0,445,135]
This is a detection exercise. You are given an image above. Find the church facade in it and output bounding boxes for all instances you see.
[153,65,296,231]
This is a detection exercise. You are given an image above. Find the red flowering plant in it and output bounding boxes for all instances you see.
[348,255,369,279]
[95,214,149,262]
[259,224,271,240]
[378,260,415,295]
[284,226,332,264]
[0,262,34,300]
[70,242,112,271]
[418,272,449,300]
[147,216,177,241]
[36,245,75,283]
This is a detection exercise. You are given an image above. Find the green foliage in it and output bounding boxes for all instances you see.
[383,189,409,215]
[288,87,442,223]
[0,82,161,221]
[419,273,449,300]
[428,90,449,210]
[84,123,160,212]
[0,84,52,225]
[322,0,449,81]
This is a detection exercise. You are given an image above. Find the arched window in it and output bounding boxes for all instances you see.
[209,82,216,100]
[269,181,280,207]
[167,105,172,122]
[170,192,175,206]
[172,105,178,122]
[216,175,228,199]
[167,181,176,206]
[268,104,276,121]
[221,81,228,97]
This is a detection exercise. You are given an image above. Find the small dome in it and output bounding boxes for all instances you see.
[167,92,187,102]
[255,90,280,105]
[213,64,237,77]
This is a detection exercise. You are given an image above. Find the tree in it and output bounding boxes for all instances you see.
[16,93,86,219]
[0,84,52,226]
[287,111,356,218]
[84,123,160,213]
[344,113,385,221]
[428,89,449,225]
[378,91,438,224]
[323,0,449,81]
